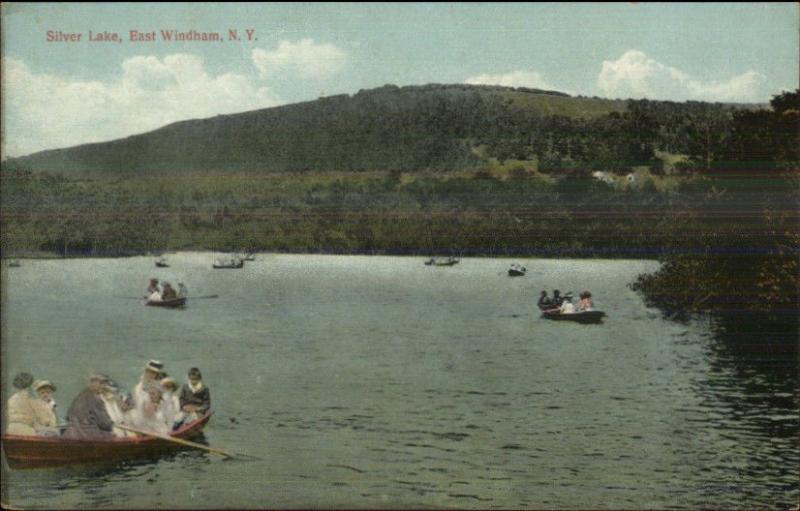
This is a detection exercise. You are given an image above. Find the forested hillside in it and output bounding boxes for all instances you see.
[7,83,757,177]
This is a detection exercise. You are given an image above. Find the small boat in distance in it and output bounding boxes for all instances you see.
[541,309,606,324]
[145,296,187,308]
[155,257,170,268]
[508,264,527,276]
[424,256,460,266]
[242,253,256,261]
[212,257,244,269]
[1,412,211,469]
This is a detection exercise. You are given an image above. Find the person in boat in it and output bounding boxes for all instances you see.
[551,290,563,307]
[560,295,576,314]
[130,360,164,414]
[579,291,594,312]
[135,384,170,435]
[161,282,178,300]
[537,291,552,311]
[160,377,182,430]
[30,380,60,436]
[179,367,211,423]
[147,278,161,297]
[63,374,116,439]
[100,379,135,437]
[6,372,37,435]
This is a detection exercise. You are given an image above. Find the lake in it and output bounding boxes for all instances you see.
[2,254,797,509]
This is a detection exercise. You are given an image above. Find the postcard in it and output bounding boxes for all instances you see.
[2,3,798,509]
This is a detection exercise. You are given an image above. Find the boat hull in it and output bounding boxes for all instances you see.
[212,263,244,269]
[542,310,606,324]
[2,413,211,469]
[508,269,526,276]
[145,297,187,308]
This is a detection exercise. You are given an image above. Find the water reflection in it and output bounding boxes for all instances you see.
[692,313,799,508]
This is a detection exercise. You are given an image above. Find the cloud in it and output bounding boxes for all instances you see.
[598,50,767,102]
[2,55,281,157]
[464,70,556,90]
[252,39,347,80]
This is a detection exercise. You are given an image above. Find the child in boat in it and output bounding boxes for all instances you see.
[179,368,211,423]
[30,380,59,436]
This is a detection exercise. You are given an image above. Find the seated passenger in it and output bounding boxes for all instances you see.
[551,290,563,307]
[579,291,594,312]
[135,384,169,436]
[537,290,552,311]
[6,372,36,436]
[560,297,576,314]
[146,278,161,299]
[30,380,59,436]
[100,379,134,437]
[63,374,116,439]
[160,377,182,429]
[161,282,177,300]
[179,367,211,422]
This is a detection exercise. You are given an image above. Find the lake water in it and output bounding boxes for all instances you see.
[2,254,797,509]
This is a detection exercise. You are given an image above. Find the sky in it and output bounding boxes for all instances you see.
[2,2,798,157]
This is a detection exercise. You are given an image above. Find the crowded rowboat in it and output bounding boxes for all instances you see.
[537,290,606,324]
[145,278,188,307]
[2,361,213,468]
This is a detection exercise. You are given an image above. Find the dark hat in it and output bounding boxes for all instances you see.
[188,367,203,378]
[553,289,561,295]
[13,372,34,389]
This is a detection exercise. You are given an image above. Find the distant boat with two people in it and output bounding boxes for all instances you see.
[155,257,170,268]
[424,256,460,266]
[508,263,527,276]
[537,290,605,324]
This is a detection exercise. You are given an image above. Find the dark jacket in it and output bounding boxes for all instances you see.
[179,384,210,414]
[537,295,552,310]
[63,388,114,439]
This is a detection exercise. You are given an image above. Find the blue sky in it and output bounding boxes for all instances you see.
[2,2,798,156]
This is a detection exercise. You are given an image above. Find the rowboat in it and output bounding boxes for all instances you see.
[155,258,170,268]
[508,265,527,276]
[1,413,212,469]
[424,257,459,266]
[541,309,606,324]
[212,259,244,269]
[145,297,187,308]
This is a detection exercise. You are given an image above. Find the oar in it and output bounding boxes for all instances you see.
[116,424,233,458]
[117,295,219,299]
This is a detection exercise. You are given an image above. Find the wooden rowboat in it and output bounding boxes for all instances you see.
[145,297,187,308]
[1,413,212,469]
[541,309,606,324]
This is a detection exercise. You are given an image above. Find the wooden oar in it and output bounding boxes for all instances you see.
[117,295,219,299]
[116,424,233,458]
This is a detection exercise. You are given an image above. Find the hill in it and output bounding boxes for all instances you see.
[5,83,751,177]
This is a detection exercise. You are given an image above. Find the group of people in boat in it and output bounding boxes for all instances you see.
[5,360,210,439]
[537,289,594,314]
[146,278,187,302]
